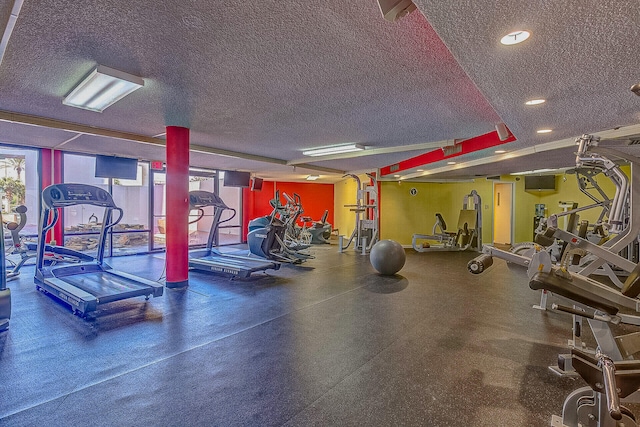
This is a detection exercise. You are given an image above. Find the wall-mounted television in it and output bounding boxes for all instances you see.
[251,177,263,191]
[95,155,138,180]
[525,175,556,191]
[223,170,251,187]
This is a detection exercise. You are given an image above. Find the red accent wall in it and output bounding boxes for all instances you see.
[242,181,334,241]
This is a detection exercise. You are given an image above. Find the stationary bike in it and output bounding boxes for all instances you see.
[4,205,85,280]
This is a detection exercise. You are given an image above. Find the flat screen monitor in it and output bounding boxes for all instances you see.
[95,155,138,180]
[524,175,556,191]
[223,171,251,187]
[251,177,263,191]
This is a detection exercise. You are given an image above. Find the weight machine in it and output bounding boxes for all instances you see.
[339,173,379,253]
[412,190,482,252]
[468,135,640,289]
[468,134,640,425]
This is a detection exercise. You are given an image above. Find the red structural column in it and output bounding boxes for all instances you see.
[40,149,63,244]
[165,126,190,288]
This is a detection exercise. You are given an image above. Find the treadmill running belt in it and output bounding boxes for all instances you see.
[198,255,272,268]
[60,272,151,300]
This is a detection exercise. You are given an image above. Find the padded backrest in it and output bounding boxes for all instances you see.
[435,213,447,231]
[530,272,619,315]
[456,209,477,231]
[622,261,640,298]
[320,209,329,224]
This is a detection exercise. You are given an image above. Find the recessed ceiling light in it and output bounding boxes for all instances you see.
[306,175,319,181]
[495,150,507,154]
[537,129,553,134]
[447,161,456,165]
[394,175,401,178]
[500,30,530,46]
[417,169,424,172]
[525,99,546,105]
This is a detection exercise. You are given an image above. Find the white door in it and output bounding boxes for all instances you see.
[493,183,513,245]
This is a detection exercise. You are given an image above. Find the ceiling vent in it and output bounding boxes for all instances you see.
[442,142,462,157]
[377,0,417,22]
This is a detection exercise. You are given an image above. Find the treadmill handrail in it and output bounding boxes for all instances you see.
[188,190,237,249]
[188,208,205,225]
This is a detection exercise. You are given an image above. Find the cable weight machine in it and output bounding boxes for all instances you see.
[339,173,379,254]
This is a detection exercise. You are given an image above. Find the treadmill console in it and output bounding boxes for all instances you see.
[189,190,229,209]
[43,184,117,208]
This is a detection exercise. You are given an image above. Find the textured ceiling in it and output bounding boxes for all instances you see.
[0,0,638,182]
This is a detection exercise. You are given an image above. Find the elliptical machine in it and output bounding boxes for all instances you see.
[247,191,314,264]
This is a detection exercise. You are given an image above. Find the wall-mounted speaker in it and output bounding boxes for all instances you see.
[495,123,510,141]
[377,0,416,22]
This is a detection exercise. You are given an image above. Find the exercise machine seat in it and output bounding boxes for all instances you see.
[621,261,640,298]
[529,271,619,316]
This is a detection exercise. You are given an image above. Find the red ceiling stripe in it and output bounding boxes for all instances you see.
[379,130,516,176]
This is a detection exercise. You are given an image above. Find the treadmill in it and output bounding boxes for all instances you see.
[188,190,280,278]
[35,184,164,316]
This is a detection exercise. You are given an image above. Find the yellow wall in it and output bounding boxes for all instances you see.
[379,179,494,245]
[333,175,363,239]
[334,166,628,247]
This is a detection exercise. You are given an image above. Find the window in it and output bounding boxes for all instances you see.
[0,147,39,236]
[151,168,240,249]
[63,153,151,256]
[218,173,243,245]
[0,146,40,266]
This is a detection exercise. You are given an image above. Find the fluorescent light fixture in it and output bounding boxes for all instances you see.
[500,30,530,45]
[0,0,24,67]
[495,150,507,154]
[525,98,546,105]
[447,161,456,165]
[511,168,561,176]
[302,143,365,157]
[394,175,401,178]
[537,129,553,134]
[63,65,144,112]
[306,175,319,181]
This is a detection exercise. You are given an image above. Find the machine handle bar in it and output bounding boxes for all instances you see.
[598,352,623,420]
[552,304,619,324]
